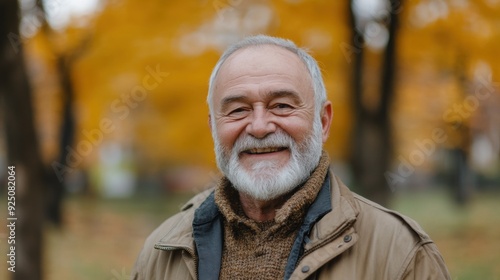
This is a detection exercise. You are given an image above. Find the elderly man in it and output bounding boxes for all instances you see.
[131,35,450,280]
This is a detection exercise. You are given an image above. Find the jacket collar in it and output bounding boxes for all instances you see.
[154,172,361,280]
[190,171,334,280]
[291,174,360,279]
[304,174,359,251]
[283,171,332,279]
[191,192,223,279]
[154,188,214,253]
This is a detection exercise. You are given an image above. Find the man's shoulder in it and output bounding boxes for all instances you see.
[312,177,450,279]
[142,188,214,250]
[344,193,442,278]
[132,189,213,279]
[331,175,430,244]
[352,193,432,245]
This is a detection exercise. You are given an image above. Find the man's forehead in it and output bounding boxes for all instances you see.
[215,45,310,85]
[227,44,301,63]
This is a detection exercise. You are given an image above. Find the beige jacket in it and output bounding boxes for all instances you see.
[131,174,450,280]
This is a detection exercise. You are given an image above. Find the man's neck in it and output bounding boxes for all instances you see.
[238,192,292,222]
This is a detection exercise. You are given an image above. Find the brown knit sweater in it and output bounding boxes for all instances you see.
[214,152,330,280]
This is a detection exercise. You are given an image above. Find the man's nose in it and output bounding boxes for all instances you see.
[246,108,276,139]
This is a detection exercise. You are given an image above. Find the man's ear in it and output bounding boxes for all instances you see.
[320,101,333,143]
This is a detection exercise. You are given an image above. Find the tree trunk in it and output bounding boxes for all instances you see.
[349,0,401,206]
[36,0,88,225]
[449,53,472,206]
[45,55,77,226]
[0,0,45,279]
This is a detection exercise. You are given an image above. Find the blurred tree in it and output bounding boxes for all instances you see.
[0,0,45,279]
[34,0,92,226]
[395,0,500,202]
[348,0,401,206]
[449,52,472,205]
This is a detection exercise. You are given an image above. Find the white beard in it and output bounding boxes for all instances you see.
[213,117,324,201]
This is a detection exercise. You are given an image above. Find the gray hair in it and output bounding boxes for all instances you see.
[207,35,327,117]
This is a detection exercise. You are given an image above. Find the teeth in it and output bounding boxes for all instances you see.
[247,147,283,154]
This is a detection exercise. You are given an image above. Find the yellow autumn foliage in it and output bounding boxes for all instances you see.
[24,0,500,186]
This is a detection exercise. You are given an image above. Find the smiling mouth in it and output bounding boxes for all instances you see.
[244,147,288,154]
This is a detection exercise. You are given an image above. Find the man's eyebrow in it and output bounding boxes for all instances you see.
[219,90,302,112]
[220,94,251,113]
[265,90,301,103]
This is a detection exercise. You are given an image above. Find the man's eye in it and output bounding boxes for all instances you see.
[228,107,248,115]
[276,104,291,109]
[273,103,294,110]
[270,103,294,115]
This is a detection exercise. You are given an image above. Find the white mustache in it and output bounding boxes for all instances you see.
[233,131,294,154]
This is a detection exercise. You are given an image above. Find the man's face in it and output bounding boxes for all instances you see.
[210,45,331,200]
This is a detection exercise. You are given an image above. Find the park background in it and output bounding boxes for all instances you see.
[1,0,500,279]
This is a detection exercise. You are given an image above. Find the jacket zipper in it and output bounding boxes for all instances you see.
[154,244,199,280]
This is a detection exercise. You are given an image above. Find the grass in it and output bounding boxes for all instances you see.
[0,189,499,279]
[391,189,500,280]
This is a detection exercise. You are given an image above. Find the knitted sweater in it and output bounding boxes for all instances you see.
[214,152,330,280]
